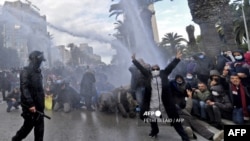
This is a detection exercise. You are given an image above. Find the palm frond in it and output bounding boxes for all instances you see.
[109,3,122,12]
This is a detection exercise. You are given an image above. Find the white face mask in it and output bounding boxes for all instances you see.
[235,55,243,60]
[152,70,160,77]
[186,75,193,79]
[212,91,219,96]
[199,55,204,59]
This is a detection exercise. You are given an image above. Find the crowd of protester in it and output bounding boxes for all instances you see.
[168,50,250,125]
[129,49,250,141]
[0,49,250,141]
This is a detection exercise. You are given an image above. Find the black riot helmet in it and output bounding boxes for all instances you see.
[29,51,46,62]
[28,51,46,69]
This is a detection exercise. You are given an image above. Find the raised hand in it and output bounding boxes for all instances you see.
[131,53,136,60]
[176,50,182,59]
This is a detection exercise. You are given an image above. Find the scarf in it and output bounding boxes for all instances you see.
[231,83,249,118]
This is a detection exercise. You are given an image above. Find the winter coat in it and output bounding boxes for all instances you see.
[20,66,45,113]
[193,89,210,102]
[185,77,199,89]
[230,50,247,72]
[0,72,11,91]
[170,75,192,107]
[193,53,214,76]
[133,58,181,123]
[80,71,96,97]
[129,64,147,91]
[98,87,137,118]
[206,85,233,112]
[215,54,232,73]
[221,68,250,108]
[57,85,80,105]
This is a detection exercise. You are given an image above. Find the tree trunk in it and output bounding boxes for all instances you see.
[200,22,222,60]
[187,0,225,59]
[220,2,237,51]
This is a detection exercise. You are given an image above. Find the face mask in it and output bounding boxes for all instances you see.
[186,75,193,79]
[199,55,204,59]
[176,80,183,84]
[235,55,243,60]
[152,70,160,77]
[212,91,219,96]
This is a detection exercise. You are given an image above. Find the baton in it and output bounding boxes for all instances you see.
[35,110,51,120]
[20,102,51,120]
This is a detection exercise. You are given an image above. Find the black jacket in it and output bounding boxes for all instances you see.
[20,66,45,113]
[80,71,96,97]
[133,58,181,123]
[57,85,80,105]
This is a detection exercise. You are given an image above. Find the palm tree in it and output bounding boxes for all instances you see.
[187,0,226,60]
[188,0,221,57]
[232,0,250,49]
[109,0,162,50]
[160,32,187,54]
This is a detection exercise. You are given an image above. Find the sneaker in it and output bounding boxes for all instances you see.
[184,126,193,139]
[213,130,224,141]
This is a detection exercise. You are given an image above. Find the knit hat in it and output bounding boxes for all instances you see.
[210,69,220,76]
[210,85,224,93]
[235,67,250,76]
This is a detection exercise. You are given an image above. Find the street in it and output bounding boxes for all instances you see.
[0,102,216,141]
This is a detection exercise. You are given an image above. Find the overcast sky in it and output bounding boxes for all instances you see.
[0,0,200,64]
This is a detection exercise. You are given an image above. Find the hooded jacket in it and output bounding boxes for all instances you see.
[206,85,232,112]
[170,75,192,107]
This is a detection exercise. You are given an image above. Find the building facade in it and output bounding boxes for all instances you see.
[0,0,49,67]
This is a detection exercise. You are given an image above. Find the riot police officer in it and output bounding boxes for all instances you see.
[12,50,46,141]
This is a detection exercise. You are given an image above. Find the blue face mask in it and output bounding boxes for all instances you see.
[199,55,204,59]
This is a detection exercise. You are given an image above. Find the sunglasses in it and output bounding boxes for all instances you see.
[152,68,160,71]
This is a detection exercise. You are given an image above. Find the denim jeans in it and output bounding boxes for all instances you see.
[206,105,221,123]
[192,99,207,119]
[135,87,145,108]
[233,105,250,124]
[6,101,19,111]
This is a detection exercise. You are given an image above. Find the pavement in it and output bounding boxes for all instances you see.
[0,100,222,141]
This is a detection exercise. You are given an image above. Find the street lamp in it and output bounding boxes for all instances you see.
[242,0,250,50]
